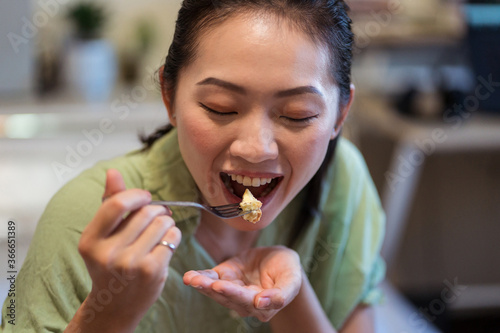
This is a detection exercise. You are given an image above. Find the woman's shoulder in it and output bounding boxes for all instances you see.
[64,150,147,195]
[321,137,384,227]
[334,138,370,179]
[40,151,147,228]
[55,128,181,204]
[326,137,377,198]
[82,150,147,188]
[43,130,184,228]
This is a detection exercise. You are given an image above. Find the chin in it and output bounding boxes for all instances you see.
[223,212,276,231]
[228,189,290,230]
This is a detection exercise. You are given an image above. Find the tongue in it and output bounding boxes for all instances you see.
[231,180,269,198]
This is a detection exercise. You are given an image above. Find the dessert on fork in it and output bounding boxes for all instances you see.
[239,189,262,223]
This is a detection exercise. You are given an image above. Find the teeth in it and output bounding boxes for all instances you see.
[252,178,260,187]
[243,176,252,186]
[228,174,274,188]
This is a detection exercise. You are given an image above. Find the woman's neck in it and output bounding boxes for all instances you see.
[194,210,260,263]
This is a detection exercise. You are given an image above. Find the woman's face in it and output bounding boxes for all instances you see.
[166,13,349,231]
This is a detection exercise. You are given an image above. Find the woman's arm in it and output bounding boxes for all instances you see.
[65,169,181,332]
[270,270,376,333]
[341,305,375,333]
[269,270,337,333]
[65,292,141,333]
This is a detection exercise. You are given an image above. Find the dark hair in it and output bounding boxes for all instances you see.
[143,0,353,145]
[163,0,353,106]
[141,0,353,246]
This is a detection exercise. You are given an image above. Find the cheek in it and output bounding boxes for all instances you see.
[177,113,221,161]
[177,114,229,200]
[287,129,331,181]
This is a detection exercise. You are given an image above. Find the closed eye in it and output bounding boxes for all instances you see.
[281,115,319,124]
[199,103,237,116]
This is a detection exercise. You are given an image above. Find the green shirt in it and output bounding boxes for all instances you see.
[1,129,385,332]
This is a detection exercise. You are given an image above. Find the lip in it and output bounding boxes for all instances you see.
[219,171,283,207]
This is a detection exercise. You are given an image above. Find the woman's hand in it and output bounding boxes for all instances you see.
[69,169,181,332]
[183,246,302,322]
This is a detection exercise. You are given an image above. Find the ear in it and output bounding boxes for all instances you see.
[159,66,177,126]
[331,84,355,139]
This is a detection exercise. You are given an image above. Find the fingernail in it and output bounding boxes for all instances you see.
[256,297,271,309]
[213,287,224,294]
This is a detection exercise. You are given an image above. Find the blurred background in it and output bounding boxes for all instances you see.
[0,0,499,332]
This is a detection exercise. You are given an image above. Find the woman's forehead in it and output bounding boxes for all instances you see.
[197,11,323,48]
[188,11,335,78]
[194,16,331,79]
[195,13,329,67]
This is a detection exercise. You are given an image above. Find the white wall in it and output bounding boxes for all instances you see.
[0,0,182,100]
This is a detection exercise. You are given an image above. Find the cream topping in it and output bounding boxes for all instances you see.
[240,189,262,223]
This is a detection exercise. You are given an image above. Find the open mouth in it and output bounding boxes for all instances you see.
[220,172,282,199]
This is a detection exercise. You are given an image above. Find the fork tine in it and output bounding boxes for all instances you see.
[216,211,247,218]
[210,204,245,218]
[212,206,241,215]
[211,203,241,209]
[213,206,241,213]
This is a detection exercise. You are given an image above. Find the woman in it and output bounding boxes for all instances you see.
[2,0,385,332]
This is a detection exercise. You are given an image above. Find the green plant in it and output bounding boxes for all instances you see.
[67,2,106,40]
[137,20,155,53]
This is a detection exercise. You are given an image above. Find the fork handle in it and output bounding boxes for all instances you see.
[150,201,204,209]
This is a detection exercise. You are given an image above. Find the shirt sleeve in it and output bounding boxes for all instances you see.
[1,167,106,332]
[308,139,386,329]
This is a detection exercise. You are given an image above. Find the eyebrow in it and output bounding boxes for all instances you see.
[196,77,323,98]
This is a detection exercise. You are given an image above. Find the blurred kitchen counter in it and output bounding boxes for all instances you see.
[0,90,169,237]
[0,93,169,302]
[349,94,500,317]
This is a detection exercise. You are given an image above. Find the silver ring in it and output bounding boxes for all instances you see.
[158,240,176,253]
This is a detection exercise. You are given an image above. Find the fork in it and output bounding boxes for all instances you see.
[150,200,248,219]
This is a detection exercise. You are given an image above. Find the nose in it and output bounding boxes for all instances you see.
[229,116,278,164]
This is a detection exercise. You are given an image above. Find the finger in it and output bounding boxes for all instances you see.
[149,202,173,216]
[183,270,201,285]
[88,189,152,238]
[206,263,247,286]
[183,269,219,285]
[109,205,168,246]
[212,262,244,281]
[272,269,302,299]
[127,214,175,255]
[150,226,182,268]
[189,280,257,314]
[211,280,260,302]
[254,288,285,310]
[187,279,263,318]
[184,270,220,289]
[254,269,302,310]
[210,281,260,313]
[102,169,127,201]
